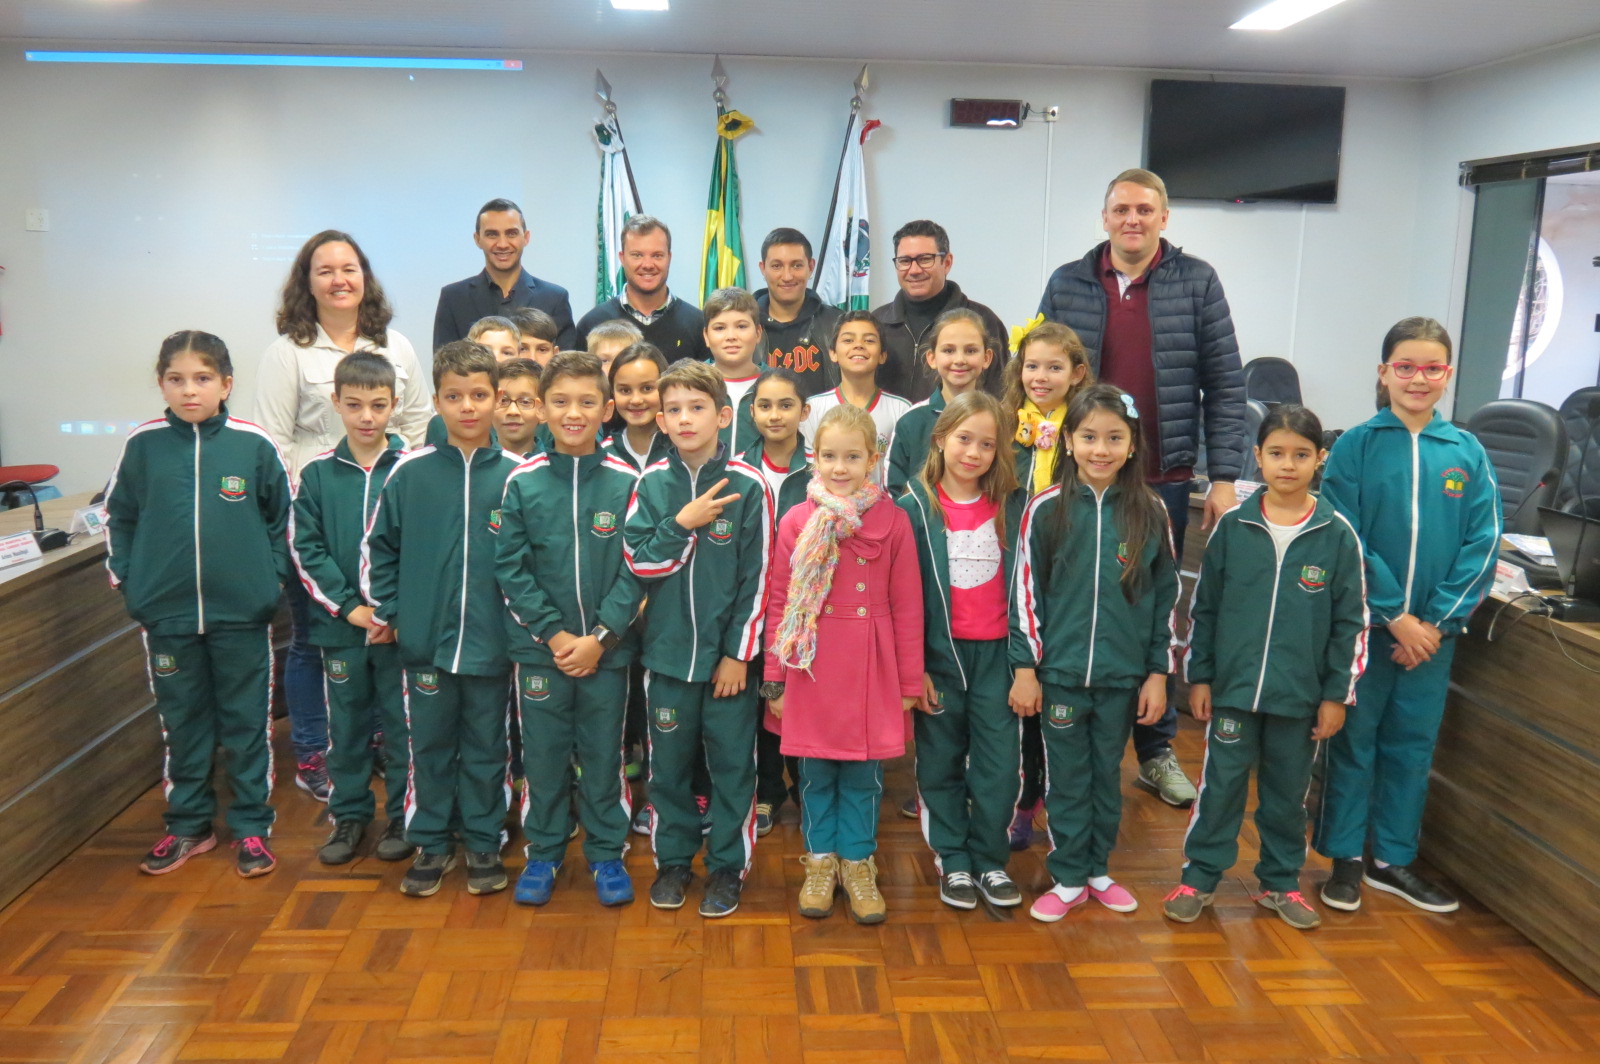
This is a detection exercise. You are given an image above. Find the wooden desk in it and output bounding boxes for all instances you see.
[0,492,160,909]
[1423,592,1600,993]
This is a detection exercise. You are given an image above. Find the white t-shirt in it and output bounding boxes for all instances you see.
[253,324,431,477]
[1264,509,1313,566]
[801,388,912,488]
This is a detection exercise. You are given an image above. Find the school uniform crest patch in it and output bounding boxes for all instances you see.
[1441,467,1468,498]
[1216,716,1243,744]
[592,511,618,538]
[708,518,734,543]
[488,509,503,533]
[653,705,679,732]
[219,475,248,501]
[325,658,349,683]
[521,673,550,701]
[414,671,439,695]
[1116,541,1132,567]
[1298,565,1327,593]
[1045,703,1076,729]
[152,653,179,677]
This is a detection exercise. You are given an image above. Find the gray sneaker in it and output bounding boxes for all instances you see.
[1136,750,1198,807]
[1258,889,1322,930]
[400,849,457,897]
[977,870,1022,907]
[1162,884,1215,922]
[465,851,508,896]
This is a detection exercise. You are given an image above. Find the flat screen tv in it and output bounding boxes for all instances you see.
[1145,79,1345,204]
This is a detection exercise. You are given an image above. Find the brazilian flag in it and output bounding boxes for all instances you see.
[700,106,754,302]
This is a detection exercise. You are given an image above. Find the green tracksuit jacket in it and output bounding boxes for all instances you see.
[741,434,813,520]
[885,390,947,496]
[361,439,523,675]
[1010,481,1180,688]
[1184,494,1369,715]
[289,435,405,648]
[105,405,291,634]
[622,445,772,681]
[718,385,760,457]
[1319,408,1501,635]
[897,478,1024,689]
[603,428,674,474]
[496,447,645,668]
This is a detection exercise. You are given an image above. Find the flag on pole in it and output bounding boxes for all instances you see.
[594,71,641,305]
[700,57,754,302]
[815,68,878,311]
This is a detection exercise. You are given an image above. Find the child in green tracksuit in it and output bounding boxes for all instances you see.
[898,392,1027,911]
[1313,318,1501,915]
[497,352,646,909]
[106,330,291,879]
[886,308,997,495]
[623,359,772,919]
[361,340,523,899]
[1165,405,1368,930]
[289,352,413,868]
[1010,384,1179,923]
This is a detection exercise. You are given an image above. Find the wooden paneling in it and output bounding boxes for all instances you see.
[0,553,131,697]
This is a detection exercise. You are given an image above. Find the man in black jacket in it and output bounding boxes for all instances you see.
[575,216,710,363]
[872,220,1007,403]
[1037,168,1248,809]
[755,227,841,398]
[433,198,576,351]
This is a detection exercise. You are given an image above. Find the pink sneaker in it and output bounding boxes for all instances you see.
[1089,881,1138,912]
[1029,886,1089,923]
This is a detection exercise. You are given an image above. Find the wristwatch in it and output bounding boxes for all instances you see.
[759,681,786,700]
[589,624,621,652]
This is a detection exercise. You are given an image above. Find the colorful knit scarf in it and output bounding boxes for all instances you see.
[770,476,886,673]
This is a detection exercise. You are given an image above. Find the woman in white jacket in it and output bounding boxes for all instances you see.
[254,229,430,797]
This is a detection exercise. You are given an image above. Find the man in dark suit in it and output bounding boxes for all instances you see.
[433,198,576,352]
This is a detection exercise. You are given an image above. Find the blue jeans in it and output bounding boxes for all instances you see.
[1133,479,1192,763]
[285,582,330,762]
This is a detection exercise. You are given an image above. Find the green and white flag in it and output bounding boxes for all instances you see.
[594,111,639,305]
[815,71,878,311]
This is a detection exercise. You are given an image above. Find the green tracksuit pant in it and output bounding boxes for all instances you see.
[1040,684,1136,885]
[402,667,509,855]
[914,638,1020,876]
[515,664,630,865]
[143,626,275,839]
[644,671,757,876]
[1315,630,1456,867]
[799,757,884,860]
[1182,706,1318,893]
[321,643,406,824]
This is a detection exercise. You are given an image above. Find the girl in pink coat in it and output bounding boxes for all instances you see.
[764,404,924,924]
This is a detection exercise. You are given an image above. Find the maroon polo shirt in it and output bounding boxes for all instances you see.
[1097,244,1190,483]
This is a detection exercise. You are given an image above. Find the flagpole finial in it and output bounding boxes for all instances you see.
[596,69,617,114]
[711,55,728,105]
[851,64,869,112]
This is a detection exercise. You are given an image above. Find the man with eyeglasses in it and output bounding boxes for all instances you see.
[575,215,710,362]
[872,220,1008,402]
[434,198,577,351]
[1037,167,1247,811]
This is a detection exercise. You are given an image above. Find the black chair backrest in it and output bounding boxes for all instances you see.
[1557,386,1600,515]
[1464,398,1568,535]
[1242,357,1302,407]
[1238,399,1269,481]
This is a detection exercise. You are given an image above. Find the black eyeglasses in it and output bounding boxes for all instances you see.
[892,253,945,271]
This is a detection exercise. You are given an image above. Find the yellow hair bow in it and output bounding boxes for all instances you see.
[1009,312,1046,354]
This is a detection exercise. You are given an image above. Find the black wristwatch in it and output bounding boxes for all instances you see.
[589,624,621,652]
[759,681,786,700]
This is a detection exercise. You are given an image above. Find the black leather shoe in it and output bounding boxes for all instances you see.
[650,865,694,910]
[1363,863,1459,913]
[1320,857,1363,912]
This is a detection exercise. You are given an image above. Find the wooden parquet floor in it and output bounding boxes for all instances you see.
[3,716,1598,1064]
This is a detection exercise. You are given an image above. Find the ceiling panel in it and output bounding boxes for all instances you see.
[5,0,1600,79]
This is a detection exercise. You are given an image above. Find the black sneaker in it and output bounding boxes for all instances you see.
[234,836,277,878]
[650,865,694,910]
[296,752,331,802]
[940,871,979,910]
[318,818,367,866]
[899,795,920,819]
[465,851,508,895]
[1363,863,1460,913]
[139,831,216,875]
[375,817,414,862]
[1320,858,1364,911]
[699,868,744,918]
[400,850,457,897]
[977,870,1023,908]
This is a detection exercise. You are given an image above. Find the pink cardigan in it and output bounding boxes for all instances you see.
[764,497,924,761]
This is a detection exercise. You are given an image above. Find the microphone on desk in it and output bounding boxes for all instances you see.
[0,480,70,552]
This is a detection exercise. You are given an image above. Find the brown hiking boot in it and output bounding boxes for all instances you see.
[798,853,839,918]
[839,856,886,924]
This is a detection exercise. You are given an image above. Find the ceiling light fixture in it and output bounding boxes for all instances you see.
[611,0,669,10]
[1230,0,1348,31]
[24,50,522,70]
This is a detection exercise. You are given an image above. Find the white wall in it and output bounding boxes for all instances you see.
[0,43,1429,491]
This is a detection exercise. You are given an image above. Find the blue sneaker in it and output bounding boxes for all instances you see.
[514,859,561,906]
[591,859,634,907]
